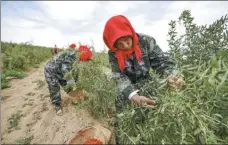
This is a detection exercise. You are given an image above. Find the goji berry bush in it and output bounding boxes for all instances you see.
[66,10,228,144]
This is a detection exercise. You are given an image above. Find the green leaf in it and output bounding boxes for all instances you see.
[213,114,223,119]
[194,128,202,135]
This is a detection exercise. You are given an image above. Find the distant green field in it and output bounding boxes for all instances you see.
[1,42,52,89]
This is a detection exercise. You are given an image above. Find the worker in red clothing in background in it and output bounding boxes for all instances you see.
[52,45,58,55]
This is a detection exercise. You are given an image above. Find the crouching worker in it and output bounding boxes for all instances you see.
[44,43,93,116]
[103,15,185,144]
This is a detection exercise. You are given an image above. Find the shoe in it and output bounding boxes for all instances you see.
[54,104,63,116]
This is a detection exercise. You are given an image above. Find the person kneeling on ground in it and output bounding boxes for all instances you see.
[44,43,93,116]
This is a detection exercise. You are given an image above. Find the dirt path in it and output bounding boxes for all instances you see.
[1,62,114,144]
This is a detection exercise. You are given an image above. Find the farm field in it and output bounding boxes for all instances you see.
[1,10,228,144]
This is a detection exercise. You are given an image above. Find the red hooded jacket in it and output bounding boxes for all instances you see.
[103,15,142,72]
[77,45,93,61]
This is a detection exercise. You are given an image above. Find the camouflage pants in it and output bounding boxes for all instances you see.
[44,66,67,106]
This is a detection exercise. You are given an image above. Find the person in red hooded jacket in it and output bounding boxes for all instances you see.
[103,15,185,144]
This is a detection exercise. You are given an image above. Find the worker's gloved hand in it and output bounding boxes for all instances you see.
[67,79,76,86]
[64,79,76,94]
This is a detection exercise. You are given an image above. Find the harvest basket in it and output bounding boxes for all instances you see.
[66,125,112,144]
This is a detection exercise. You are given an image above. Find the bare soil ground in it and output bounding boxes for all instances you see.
[1,62,115,144]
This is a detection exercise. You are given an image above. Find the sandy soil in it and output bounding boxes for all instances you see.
[1,62,115,144]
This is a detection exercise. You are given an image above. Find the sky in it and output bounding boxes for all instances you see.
[1,1,228,52]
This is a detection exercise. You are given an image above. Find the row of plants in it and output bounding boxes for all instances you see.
[1,42,53,89]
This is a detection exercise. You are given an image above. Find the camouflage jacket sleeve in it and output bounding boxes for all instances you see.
[61,51,76,79]
[143,34,179,76]
[108,51,138,100]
